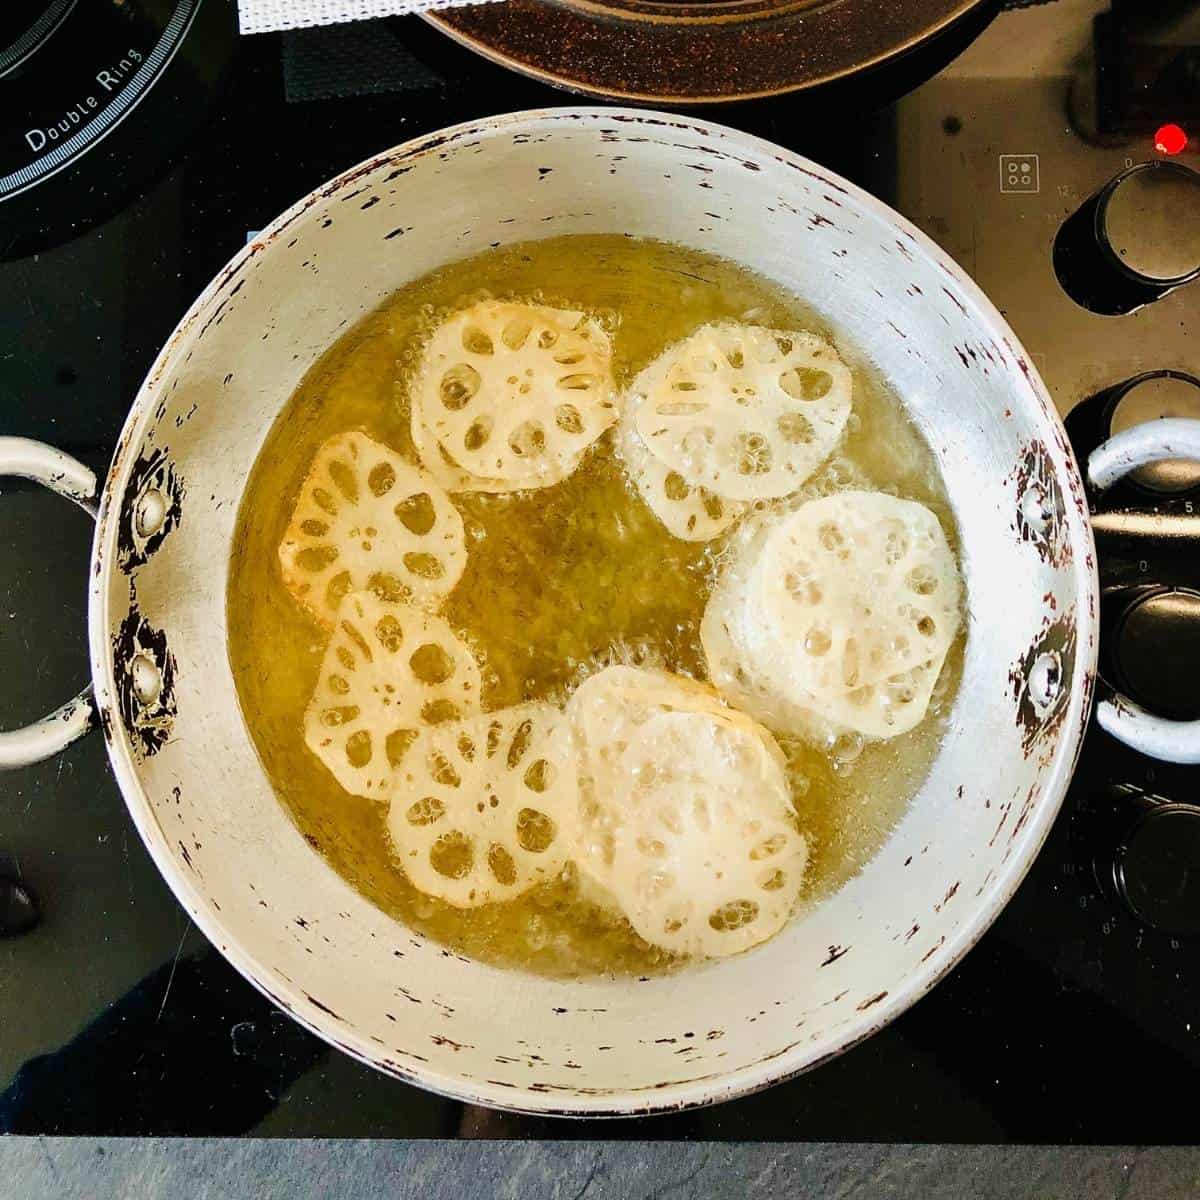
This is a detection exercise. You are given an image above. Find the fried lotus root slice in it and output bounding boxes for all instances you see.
[304,593,482,799]
[386,703,578,908]
[279,432,466,627]
[413,300,616,485]
[617,398,743,542]
[591,711,807,958]
[567,665,755,789]
[410,395,581,495]
[704,586,946,743]
[701,560,837,745]
[753,490,962,695]
[812,656,943,740]
[633,322,852,502]
[567,665,764,888]
[701,513,956,743]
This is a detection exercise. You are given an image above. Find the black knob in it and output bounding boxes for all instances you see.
[1098,162,1200,288]
[1114,804,1200,937]
[1111,587,1200,721]
[1107,372,1200,495]
[1054,162,1200,315]
[0,874,39,938]
[1068,371,1200,591]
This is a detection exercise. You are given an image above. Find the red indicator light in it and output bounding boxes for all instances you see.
[1154,124,1188,155]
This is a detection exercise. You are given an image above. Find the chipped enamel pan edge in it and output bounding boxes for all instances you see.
[86,107,1098,1117]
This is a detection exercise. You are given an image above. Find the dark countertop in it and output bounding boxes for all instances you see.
[4,1139,1200,1198]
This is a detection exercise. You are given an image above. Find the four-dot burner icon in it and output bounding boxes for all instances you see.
[1000,153,1040,194]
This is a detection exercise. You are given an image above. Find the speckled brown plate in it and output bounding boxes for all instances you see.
[423,0,989,104]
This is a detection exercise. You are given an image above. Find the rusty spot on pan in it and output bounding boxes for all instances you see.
[112,608,177,759]
[1009,440,1070,568]
[431,1034,472,1051]
[1008,614,1076,757]
[116,446,184,572]
[305,994,344,1020]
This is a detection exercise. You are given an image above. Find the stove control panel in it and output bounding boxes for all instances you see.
[1063,367,1200,937]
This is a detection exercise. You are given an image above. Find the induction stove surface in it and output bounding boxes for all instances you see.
[2,0,1199,1140]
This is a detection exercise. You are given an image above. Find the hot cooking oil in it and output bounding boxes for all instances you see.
[226,234,963,978]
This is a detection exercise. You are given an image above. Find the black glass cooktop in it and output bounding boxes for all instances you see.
[2,0,1199,1139]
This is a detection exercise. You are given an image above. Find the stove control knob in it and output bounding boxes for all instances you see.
[1111,587,1200,719]
[1099,162,1200,288]
[0,875,39,939]
[1113,804,1200,936]
[1107,372,1200,495]
[1054,162,1200,314]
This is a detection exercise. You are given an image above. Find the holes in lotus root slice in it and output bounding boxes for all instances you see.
[412,403,580,496]
[753,491,961,697]
[589,710,807,958]
[410,378,585,496]
[303,592,482,799]
[386,703,578,908]
[279,432,466,628]
[633,322,852,502]
[616,391,744,542]
[704,582,944,742]
[816,657,944,739]
[412,301,616,487]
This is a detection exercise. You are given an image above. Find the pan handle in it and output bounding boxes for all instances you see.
[0,439,99,769]
[1087,417,1200,764]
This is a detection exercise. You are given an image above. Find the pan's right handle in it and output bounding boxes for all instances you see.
[0,438,99,769]
[1087,418,1200,765]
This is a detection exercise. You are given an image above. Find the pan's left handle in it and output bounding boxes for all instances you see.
[1087,417,1200,764]
[0,438,99,769]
